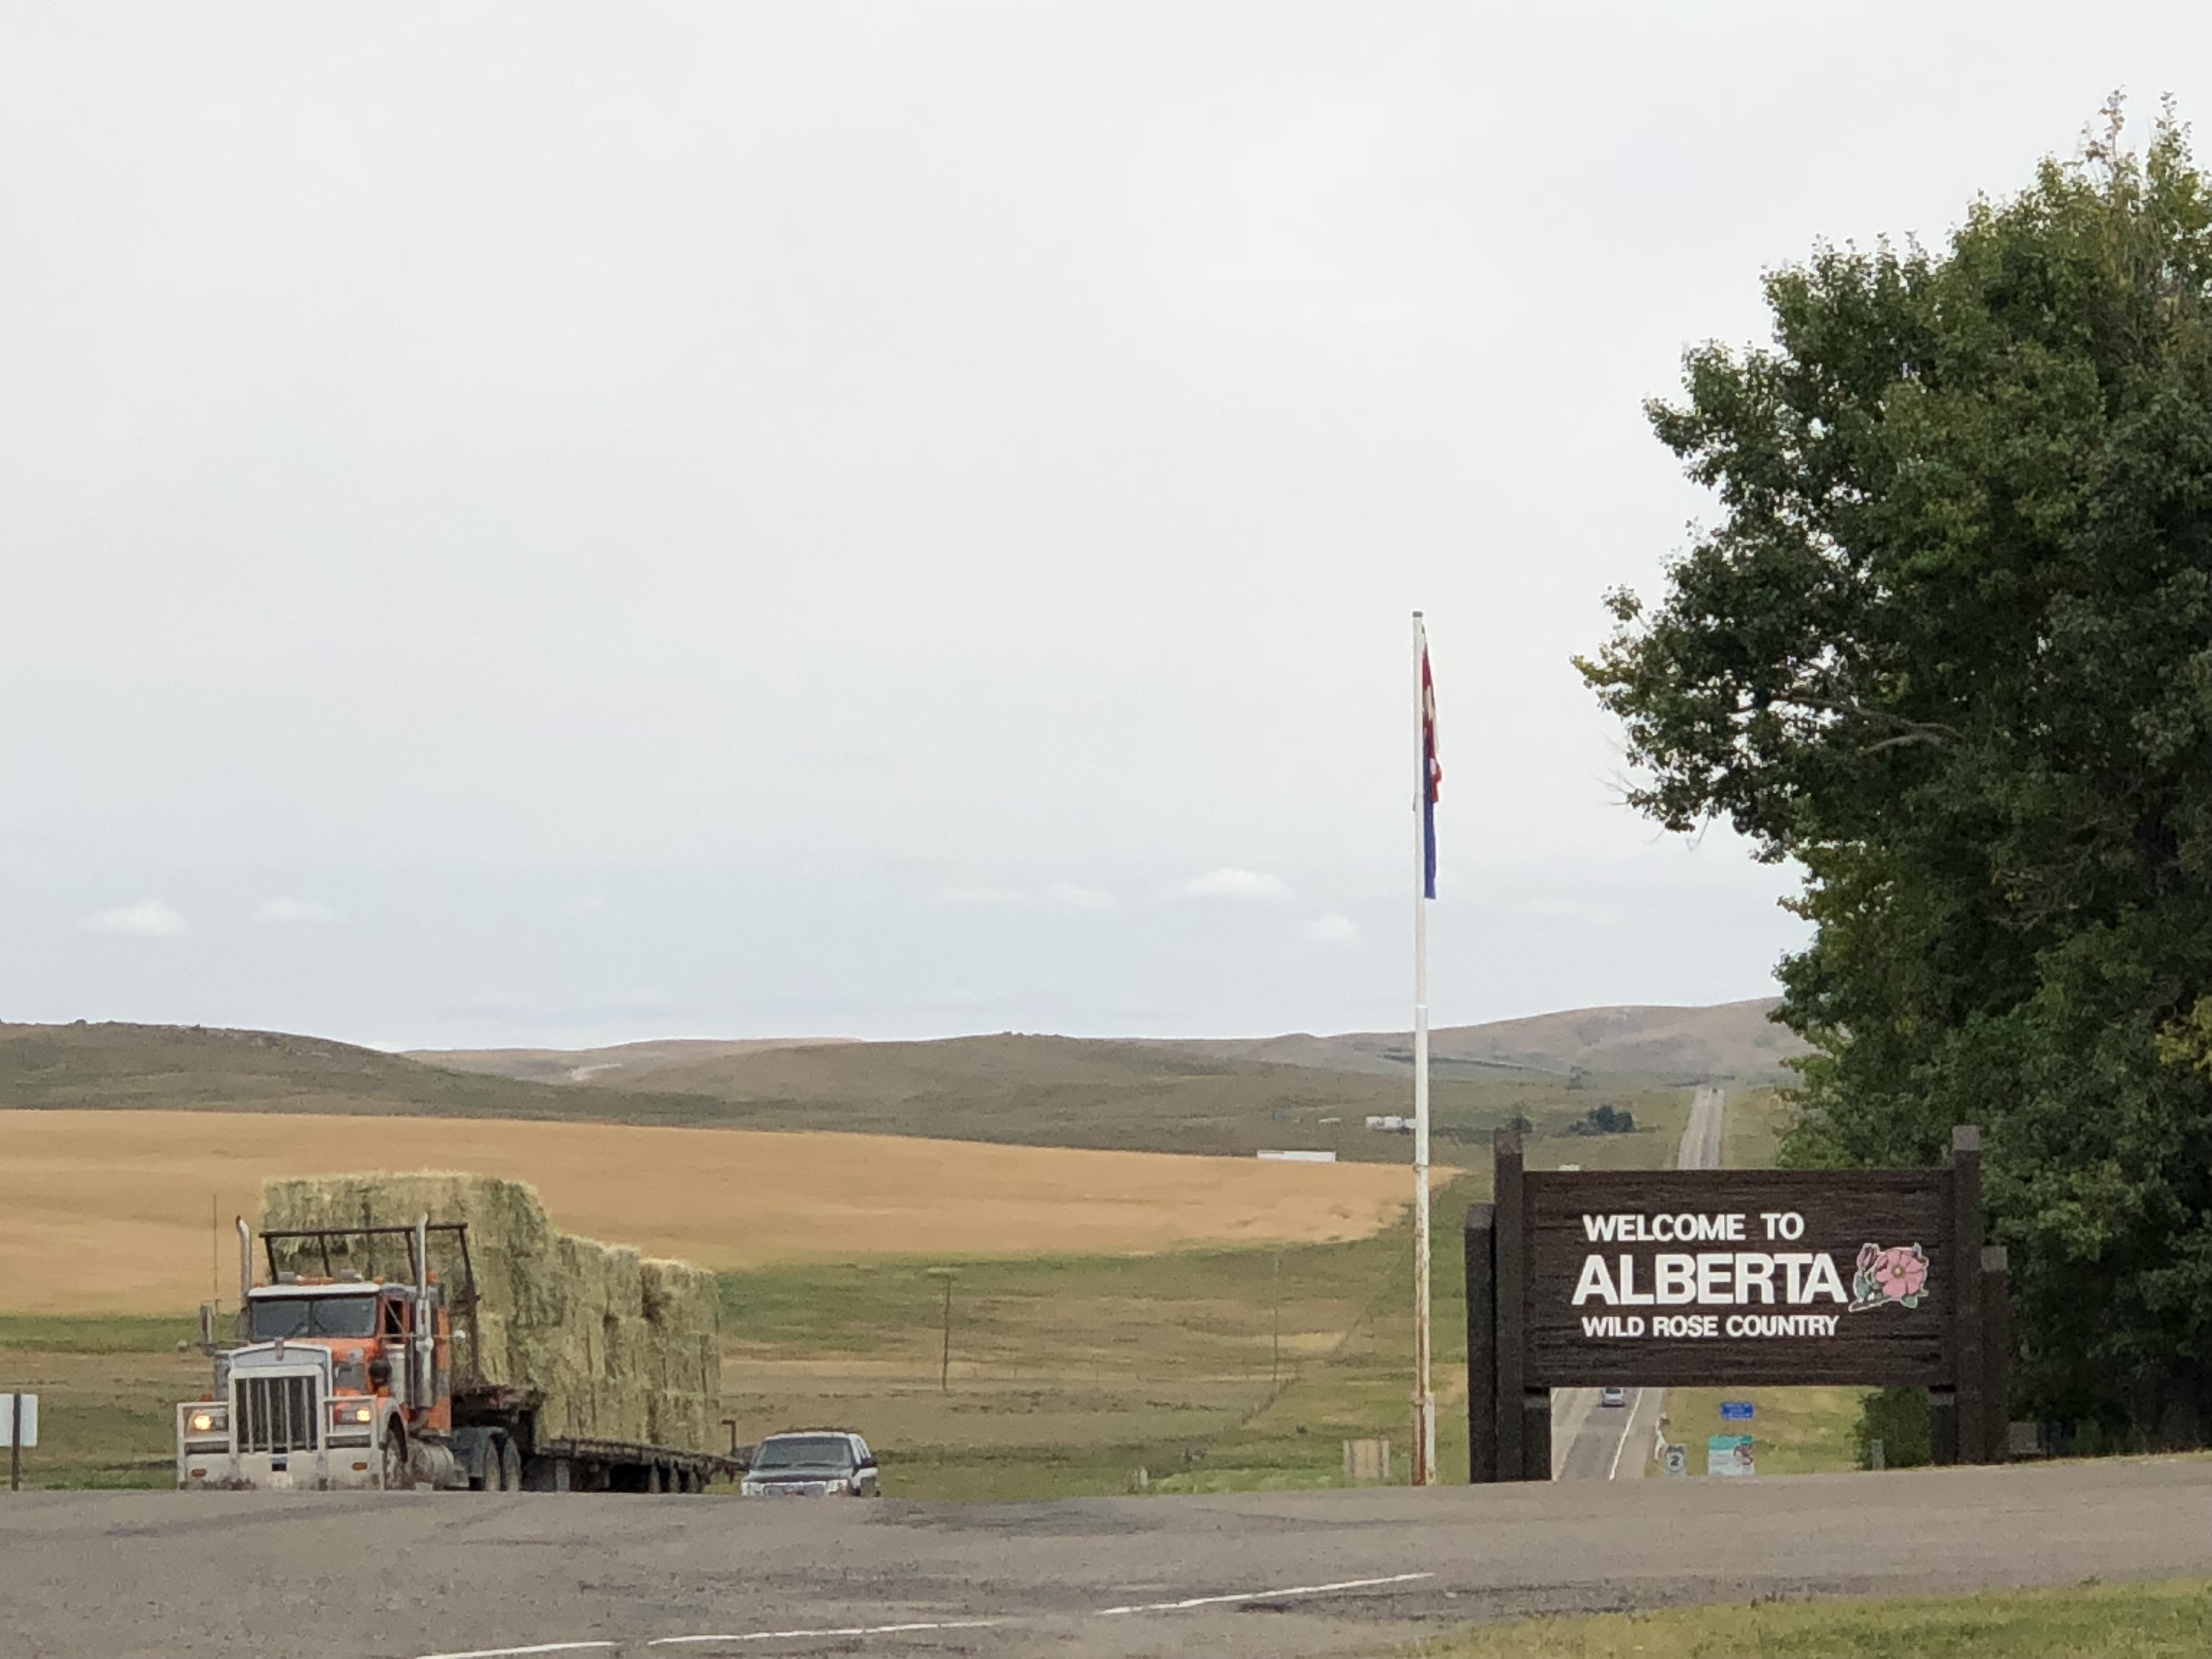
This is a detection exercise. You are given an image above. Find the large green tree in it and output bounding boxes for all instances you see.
[1581,104,2212,1439]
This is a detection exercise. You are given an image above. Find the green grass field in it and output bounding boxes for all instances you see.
[1720,1084,1791,1169]
[1410,1578,2212,1658]
[713,1094,1693,1498]
[717,1199,1480,1497]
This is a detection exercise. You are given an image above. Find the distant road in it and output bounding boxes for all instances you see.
[1551,1085,1726,1480]
[10,1458,2212,1658]
[1679,1082,1726,1172]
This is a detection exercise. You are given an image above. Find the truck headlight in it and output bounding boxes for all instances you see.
[189,1409,224,1435]
[330,1402,374,1426]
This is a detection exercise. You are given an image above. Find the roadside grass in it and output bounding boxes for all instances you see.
[1407,1578,2212,1657]
[1647,1386,1866,1476]
[1719,1084,1791,1170]
[0,1318,204,1489]
[716,1228,1443,1498]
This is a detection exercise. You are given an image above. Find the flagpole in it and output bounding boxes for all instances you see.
[1412,611,1436,1486]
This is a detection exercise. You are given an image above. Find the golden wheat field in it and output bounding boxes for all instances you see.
[0,1109,1424,1313]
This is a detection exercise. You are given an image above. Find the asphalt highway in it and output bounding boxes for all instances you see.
[9,1457,2212,1659]
[1550,1085,1727,1481]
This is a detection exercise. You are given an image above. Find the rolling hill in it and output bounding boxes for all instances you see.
[411,1036,857,1087]
[0,998,1797,1165]
[410,996,1807,1091]
[1148,997,1807,1083]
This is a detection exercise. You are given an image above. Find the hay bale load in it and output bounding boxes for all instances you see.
[260,1172,720,1453]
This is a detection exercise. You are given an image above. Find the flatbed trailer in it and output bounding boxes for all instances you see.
[524,1435,743,1493]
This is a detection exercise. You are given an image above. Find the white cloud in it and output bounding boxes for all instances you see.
[1182,867,1293,902]
[1296,913,1359,946]
[256,897,334,925]
[566,895,611,917]
[85,899,189,937]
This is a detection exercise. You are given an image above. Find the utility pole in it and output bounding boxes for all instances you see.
[1272,1250,1283,1392]
[927,1269,956,1393]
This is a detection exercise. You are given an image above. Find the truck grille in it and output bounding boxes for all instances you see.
[236,1374,320,1454]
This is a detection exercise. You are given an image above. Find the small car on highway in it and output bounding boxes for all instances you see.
[1599,1386,1628,1407]
[738,1430,880,1497]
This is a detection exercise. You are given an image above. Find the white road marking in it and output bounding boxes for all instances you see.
[1606,1391,1642,1481]
[1095,1571,1434,1615]
[649,1621,1002,1646]
[601,1570,1437,1648]
[415,1645,618,1659]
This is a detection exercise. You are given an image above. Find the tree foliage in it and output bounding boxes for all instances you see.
[1580,101,2212,1437]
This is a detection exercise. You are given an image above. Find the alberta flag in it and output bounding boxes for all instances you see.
[1420,622,1441,900]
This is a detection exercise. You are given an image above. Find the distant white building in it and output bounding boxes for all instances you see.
[1256,1149,1337,1163]
[1364,1115,1412,1133]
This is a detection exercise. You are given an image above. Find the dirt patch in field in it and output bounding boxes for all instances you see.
[0,1110,1427,1313]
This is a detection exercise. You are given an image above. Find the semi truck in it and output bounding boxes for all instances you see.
[176,1217,739,1493]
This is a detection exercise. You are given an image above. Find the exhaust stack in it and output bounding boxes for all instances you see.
[413,1212,434,1406]
[236,1216,253,1306]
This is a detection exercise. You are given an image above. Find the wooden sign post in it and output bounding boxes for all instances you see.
[4,1392,36,1493]
[1466,1125,2008,1480]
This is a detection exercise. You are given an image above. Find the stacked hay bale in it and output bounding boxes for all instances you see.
[259,1172,720,1452]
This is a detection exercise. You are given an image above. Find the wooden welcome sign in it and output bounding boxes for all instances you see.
[1464,1125,2010,1481]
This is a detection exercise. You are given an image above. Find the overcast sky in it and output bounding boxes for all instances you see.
[4,5,2203,1048]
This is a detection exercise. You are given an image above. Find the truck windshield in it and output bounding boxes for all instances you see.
[249,1295,378,1340]
[753,1436,854,1470]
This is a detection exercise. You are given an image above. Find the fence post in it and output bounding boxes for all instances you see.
[1928,1388,1959,1466]
[1980,1245,2011,1463]
[1492,1128,1537,1480]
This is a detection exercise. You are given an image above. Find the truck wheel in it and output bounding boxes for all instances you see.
[499,1436,523,1493]
[381,1428,412,1492]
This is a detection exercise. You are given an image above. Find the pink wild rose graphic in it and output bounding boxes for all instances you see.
[1848,1243,1930,1312]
